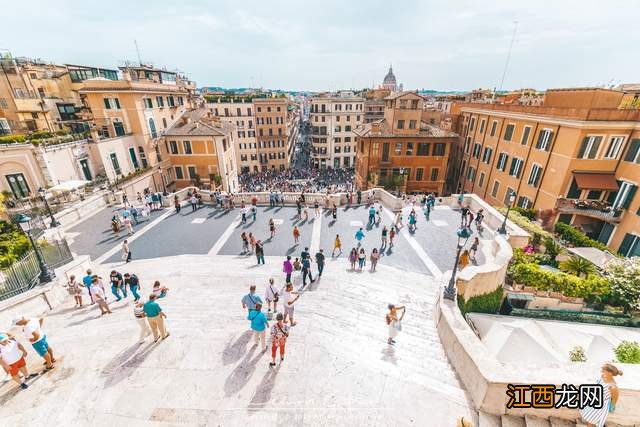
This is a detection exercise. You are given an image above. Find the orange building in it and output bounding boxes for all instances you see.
[354,92,458,195]
[254,98,299,172]
[456,88,640,256]
[162,108,238,192]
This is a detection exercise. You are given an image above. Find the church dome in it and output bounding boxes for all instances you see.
[383,66,396,86]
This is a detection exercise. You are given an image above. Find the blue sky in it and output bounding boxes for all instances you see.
[3,0,639,91]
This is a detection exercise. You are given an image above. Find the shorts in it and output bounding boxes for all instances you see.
[8,357,26,376]
[32,336,49,357]
[284,306,295,317]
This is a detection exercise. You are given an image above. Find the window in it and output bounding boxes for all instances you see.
[567,178,581,199]
[31,112,38,119]
[467,167,476,181]
[479,119,486,134]
[156,96,164,107]
[618,234,640,257]
[491,180,500,198]
[110,152,121,176]
[129,147,139,169]
[174,166,184,180]
[577,136,603,159]
[167,96,175,107]
[183,141,192,154]
[430,168,439,181]
[517,196,531,209]
[587,190,602,200]
[496,152,509,171]
[397,120,404,129]
[416,168,424,181]
[148,118,157,139]
[433,143,445,156]
[604,136,625,159]
[417,143,430,156]
[114,121,125,136]
[406,142,414,155]
[503,124,515,141]
[394,143,402,155]
[472,143,481,159]
[409,120,417,129]
[521,126,531,145]
[509,158,524,178]
[178,96,184,106]
[504,187,516,205]
[138,146,148,168]
[535,129,554,151]
[382,143,390,161]
[5,173,30,198]
[624,139,640,163]
[490,120,498,136]
[465,136,471,153]
[478,172,485,188]
[482,147,493,164]
[613,181,637,210]
[169,141,178,154]
[144,98,153,109]
[528,164,543,187]
[345,125,351,132]
[103,98,120,109]
[469,117,476,132]
[187,166,197,179]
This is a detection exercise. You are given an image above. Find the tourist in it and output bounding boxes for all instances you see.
[293,226,300,245]
[152,281,169,298]
[67,275,83,308]
[124,273,141,302]
[241,207,247,224]
[249,232,257,253]
[122,239,131,263]
[281,282,299,326]
[386,304,406,345]
[122,193,130,207]
[315,249,325,277]
[408,211,417,231]
[458,250,470,270]
[370,248,380,272]
[241,285,263,313]
[296,199,302,218]
[381,226,388,248]
[357,189,362,204]
[355,227,365,247]
[255,240,265,265]
[469,237,480,261]
[293,257,301,272]
[331,204,337,221]
[251,205,257,222]
[475,209,484,232]
[241,232,249,253]
[301,246,310,261]
[460,206,469,227]
[389,227,396,248]
[133,301,151,344]
[314,201,320,217]
[357,248,366,271]
[123,216,134,235]
[375,204,382,224]
[269,218,276,238]
[190,194,198,212]
[467,211,475,229]
[248,303,269,352]
[301,254,314,286]
[130,206,139,225]
[13,316,55,370]
[395,212,403,229]
[109,270,126,301]
[174,196,181,213]
[82,269,94,304]
[368,205,376,225]
[580,363,622,427]
[91,277,112,315]
[264,278,280,315]
[283,256,293,283]
[332,234,342,257]
[269,313,290,367]
[348,248,357,270]
[144,294,169,342]
[303,204,309,221]
[0,334,31,389]
[111,216,121,238]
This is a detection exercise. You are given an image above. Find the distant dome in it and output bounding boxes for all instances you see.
[382,65,397,91]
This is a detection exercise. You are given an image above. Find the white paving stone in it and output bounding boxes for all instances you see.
[191,218,206,224]
[432,220,448,227]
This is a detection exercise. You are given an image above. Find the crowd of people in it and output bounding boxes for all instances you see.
[238,167,355,193]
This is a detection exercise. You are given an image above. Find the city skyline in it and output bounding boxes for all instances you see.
[3,0,639,92]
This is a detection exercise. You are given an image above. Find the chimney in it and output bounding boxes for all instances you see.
[371,122,381,134]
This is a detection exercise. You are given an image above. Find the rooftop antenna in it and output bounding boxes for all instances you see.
[496,20,518,98]
[134,39,143,66]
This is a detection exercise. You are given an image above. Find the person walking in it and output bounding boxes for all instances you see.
[368,205,376,225]
[67,275,83,308]
[83,269,94,304]
[124,273,141,302]
[0,334,32,389]
[370,248,380,272]
[241,207,247,224]
[248,303,269,352]
[174,196,181,213]
[303,205,309,221]
[111,216,121,238]
[269,218,276,238]
[265,278,280,315]
[458,249,470,270]
[122,239,131,263]
[386,304,406,345]
[296,200,302,218]
[357,189,362,204]
[348,248,357,270]
[355,227,365,247]
[314,201,320,217]
[332,234,342,257]
[281,282,299,326]
[293,257,301,272]
[581,363,622,427]
[248,232,256,253]
[381,226,388,248]
[269,313,290,367]
[242,285,263,313]
[475,209,484,232]
[389,227,396,248]
[293,226,300,245]
[315,249,325,277]
[357,248,366,271]
[255,240,265,265]
[331,204,337,221]
[109,270,125,301]
[144,294,169,342]
[301,255,314,286]
[241,232,249,253]
[13,316,56,371]
[190,194,198,212]
[91,277,112,315]
[251,205,257,222]
[123,216,134,235]
[469,237,480,261]
[283,256,293,283]
[133,301,151,343]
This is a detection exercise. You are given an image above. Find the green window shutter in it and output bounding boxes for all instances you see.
[622,185,637,209]
[577,137,589,158]
[115,98,121,109]
[618,233,636,257]
[624,139,640,162]
[103,98,110,109]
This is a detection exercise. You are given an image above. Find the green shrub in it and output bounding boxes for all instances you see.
[496,207,551,240]
[28,130,54,140]
[569,346,587,362]
[554,222,610,252]
[55,129,70,136]
[510,308,638,327]
[0,134,27,144]
[0,220,31,268]
[512,207,537,220]
[614,341,640,364]
[457,286,504,316]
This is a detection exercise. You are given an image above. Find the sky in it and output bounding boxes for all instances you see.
[3,0,639,92]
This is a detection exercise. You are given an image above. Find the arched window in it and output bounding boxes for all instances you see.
[148,118,157,139]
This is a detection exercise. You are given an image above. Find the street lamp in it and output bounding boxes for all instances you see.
[443,226,472,301]
[38,187,58,227]
[16,214,55,283]
[498,190,517,235]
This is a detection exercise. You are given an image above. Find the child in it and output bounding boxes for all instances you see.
[152,281,169,298]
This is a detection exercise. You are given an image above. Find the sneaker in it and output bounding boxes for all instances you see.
[269,362,276,367]
[20,383,29,389]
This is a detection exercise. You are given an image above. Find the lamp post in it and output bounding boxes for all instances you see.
[38,187,58,228]
[443,227,472,301]
[16,214,55,283]
[498,190,517,235]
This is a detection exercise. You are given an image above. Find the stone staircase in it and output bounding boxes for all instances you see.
[479,411,587,427]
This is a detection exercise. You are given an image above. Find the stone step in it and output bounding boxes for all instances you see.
[479,411,502,427]
[525,415,551,427]
[502,415,527,427]
[549,416,576,427]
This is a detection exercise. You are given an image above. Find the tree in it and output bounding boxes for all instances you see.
[560,256,596,278]
[542,236,563,266]
[603,257,640,314]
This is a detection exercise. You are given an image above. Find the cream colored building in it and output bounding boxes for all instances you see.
[309,92,363,169]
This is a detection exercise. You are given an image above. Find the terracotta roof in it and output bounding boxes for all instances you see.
[353,118,457,138]
[384,91,427,101]
[164,108,234,137]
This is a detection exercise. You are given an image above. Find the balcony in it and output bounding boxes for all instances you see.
[555,198,623,223]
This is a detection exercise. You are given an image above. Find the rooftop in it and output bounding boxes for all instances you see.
[164,108,234,137]
[354,118,458,138]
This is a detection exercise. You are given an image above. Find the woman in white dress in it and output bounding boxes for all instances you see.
[580,363,622,427]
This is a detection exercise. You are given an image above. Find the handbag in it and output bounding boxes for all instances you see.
[270,285,279,303]
[393,320,402,332]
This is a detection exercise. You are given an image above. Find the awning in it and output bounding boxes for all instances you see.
[573,172,618,191]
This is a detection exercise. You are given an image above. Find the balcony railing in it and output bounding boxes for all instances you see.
[555,198,624,223]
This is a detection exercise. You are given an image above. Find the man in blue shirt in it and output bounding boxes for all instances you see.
[355,228,365,247]
[82,269,94,303]
[368,206,376,225]
[143,294,169,342]
[241,285,263,313]
[301,255,314,287]
[247,303,269,351]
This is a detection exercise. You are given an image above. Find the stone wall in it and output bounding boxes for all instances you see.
[53,191,113,229]
[456,235,512,301]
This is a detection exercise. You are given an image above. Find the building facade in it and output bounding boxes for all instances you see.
[309,92,363,169]
[456,88,640,257]
[253,98,298,172]
[354,92,457,195]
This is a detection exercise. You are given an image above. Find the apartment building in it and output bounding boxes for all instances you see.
[253,97,299,172]
[354,92,458,195]
[78,64,194,185]
[309,92,364,169]
[456,88,640,257]
[162,107,238,192]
